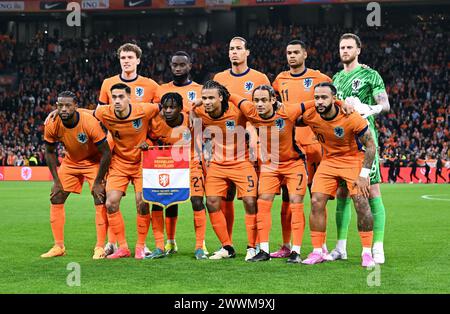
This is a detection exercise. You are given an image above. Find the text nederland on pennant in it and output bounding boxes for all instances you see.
[142,145,191,208]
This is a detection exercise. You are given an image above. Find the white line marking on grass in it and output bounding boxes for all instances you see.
[421,195,450,202]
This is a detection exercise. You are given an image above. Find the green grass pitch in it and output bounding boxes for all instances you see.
[0,182,449,293]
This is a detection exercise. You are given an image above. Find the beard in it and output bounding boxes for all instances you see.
[316,103,333,115]
[341,54,357,65]
[59,112,74,121]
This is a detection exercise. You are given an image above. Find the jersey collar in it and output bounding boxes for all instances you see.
[289,68,308,78]
[230,68,250,77]
[62,111,80,129]
[173,80,192,87]
[114,104,132,120]
[119,74,139,83]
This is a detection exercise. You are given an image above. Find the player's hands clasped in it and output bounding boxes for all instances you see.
[136,142,150,151]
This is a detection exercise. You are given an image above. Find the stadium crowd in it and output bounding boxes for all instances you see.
[0,22,448,174]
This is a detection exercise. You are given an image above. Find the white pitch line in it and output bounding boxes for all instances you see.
[421,195,450,202]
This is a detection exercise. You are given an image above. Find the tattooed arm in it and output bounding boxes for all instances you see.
[353,128,376,198]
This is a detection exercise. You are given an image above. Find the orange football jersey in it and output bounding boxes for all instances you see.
[301,100,368,168]
[273,68,332,146]
[44,111,106,167]
[98,74,159,105]
[232,96,305,164]
[154,81,202,112]
[214,68,270,98]
[193,102,249,167]
[94,103,159,164]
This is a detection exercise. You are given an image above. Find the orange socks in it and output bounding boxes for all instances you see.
[194,210,207,249]
[311,231,326,249]
[136,214,151,248]
[209,211,232,247]
[359,231,374,249]
[107,210,128,249]
[281,201,291,244]
[151,211,165,250]
[50,204,65,247]
[94,204,108,248]
[222,200,235,241]
[165,216,178,241]
[290,203,305,247]
[256,199,273,243]
[245,213,257,248]
[107,227,117,244]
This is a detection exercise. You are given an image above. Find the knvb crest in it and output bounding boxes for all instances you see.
[182,130,191,142]
[159,174,170,187]
[77,132,88,144]
[135,86,144,98]
[334,126,345,138]
[274,118,285,131]
[303,78,313,89]
[351,79,362,92]
[132,118,143,129]
[187,91,196,101]
[225,120,236,131]
[244,81,254,93]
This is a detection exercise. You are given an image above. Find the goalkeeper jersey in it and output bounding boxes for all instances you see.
[333,65,386,127]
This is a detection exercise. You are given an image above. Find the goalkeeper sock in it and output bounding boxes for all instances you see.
[336,197,352,241]
[369,197,386,244]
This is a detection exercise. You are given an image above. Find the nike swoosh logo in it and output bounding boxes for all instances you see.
[129,0,146,6]
[45,3,62,9]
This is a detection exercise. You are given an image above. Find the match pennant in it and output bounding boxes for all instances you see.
[142,145,191,208]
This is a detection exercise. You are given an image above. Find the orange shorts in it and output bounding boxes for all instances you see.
[205,162,257,198]
[190,160,205,197]
[259,159,307,196]
[59,162,99,194]
[311,161,362,198]
[106,159,142,193]
[303,143,323,185]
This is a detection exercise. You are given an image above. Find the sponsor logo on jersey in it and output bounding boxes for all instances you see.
[244,81,254,93]
[225,120,235,131]
[303,78,313,89]
[77,132,88,144]
[132,118,143,129]
[135,86,144,98]
[274,118,285,130]
[187,91,196,101]
[334,126,345,138]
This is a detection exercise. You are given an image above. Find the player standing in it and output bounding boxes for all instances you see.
[330,33,390,264]
[213,37,270,248]
[192,80,258,260]
[271,39,331,258]
[153,51,204,255]
[41,91,111,259]
[298,83,376,267]
[99,43,159,256]
[227,86,309,263]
